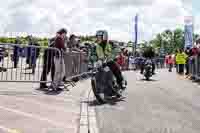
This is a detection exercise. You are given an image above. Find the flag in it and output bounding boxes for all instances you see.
[184,25,193,48]
[134,14,138,47]
[184,16,193,49]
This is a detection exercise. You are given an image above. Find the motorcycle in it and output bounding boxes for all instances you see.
[143,59,153,81]
[91,59,125,104]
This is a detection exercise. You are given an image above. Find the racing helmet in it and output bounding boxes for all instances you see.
[96,30,108,41]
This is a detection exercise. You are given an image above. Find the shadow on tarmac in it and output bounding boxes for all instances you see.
[35,87,64,95]
[140,78,158,82]
[83,97,126,107]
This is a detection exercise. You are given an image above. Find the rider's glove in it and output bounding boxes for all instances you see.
[96,60,103,68]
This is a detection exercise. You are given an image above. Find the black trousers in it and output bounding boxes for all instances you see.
[185,60,189,75]
[106,61,123,85]
[178,64,184,74]
[13,57,19,68]
[169,64,173,72]
[40,60,55,86]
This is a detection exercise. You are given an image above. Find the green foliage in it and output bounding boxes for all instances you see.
[0,36,49,47]
[150,28,199,55]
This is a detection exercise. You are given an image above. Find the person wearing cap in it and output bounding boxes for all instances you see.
[49,28,67,91]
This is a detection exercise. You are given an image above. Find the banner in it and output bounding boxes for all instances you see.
[184,16,193,49]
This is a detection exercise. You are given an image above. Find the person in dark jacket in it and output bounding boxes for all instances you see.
[31,42,40,74]
[25,36,40,74]
[185,47,192,75]
[26,36,32,68]
[40,37,56,89]
[13,37,21,68]
[0,47,7,72]
[49,28,67,90]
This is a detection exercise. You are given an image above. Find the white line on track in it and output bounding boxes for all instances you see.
[0,95,80,114]
[0,105,75,129]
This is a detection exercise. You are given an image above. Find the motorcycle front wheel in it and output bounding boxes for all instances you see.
[144,70,151,81]
[91,78,106,104]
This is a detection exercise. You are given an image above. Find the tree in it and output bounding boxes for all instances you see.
[150,28,185,55]
[0,37,7,43]
[173,28,184,51]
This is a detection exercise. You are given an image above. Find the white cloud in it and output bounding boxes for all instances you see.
[0,0,192,42]
[194,15,200,35]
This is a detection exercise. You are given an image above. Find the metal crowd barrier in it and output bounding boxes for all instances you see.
[189,55,200,80]
[0,43,88,84]
[64,51,88,79]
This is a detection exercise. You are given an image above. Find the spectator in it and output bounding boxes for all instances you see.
[68,34,82,75]
[128,56,135,70]
[122,49,129,70]
[25,35,33,68]
[160,55,165,68]
[166,55,174,72]
[175,49,187,75]
[191,45,199,56]
[175,49,179,72]
[25,36,40,74]
[154,54,160,69]
[0,47,7,72]
[40,37,56,89]
[116,51,125,69]
[165,54,169,67]
[123,49,129,57]
[68,34,81,52]
[13,37,21,68]
[187,45,199,78]
[50,28,67,91]
[185,47,192,75]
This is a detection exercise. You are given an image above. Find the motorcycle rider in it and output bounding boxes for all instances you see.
[140,46,156,74]
[95,30,126,90]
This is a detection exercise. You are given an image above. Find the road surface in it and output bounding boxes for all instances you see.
[0,68,199,133]
[94,69,199,133]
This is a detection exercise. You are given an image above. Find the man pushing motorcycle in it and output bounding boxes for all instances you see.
[95,30,127,90]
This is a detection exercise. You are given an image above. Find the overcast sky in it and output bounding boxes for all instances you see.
[0,0,196,42]
[193,0,199,34]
